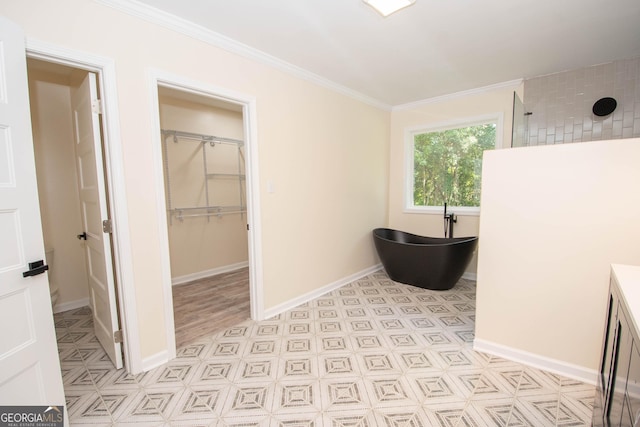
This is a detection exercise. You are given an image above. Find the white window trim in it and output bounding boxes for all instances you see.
[403,112,504,215]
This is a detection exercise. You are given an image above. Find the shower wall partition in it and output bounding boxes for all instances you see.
[511,91,527,148]
[519,56,640,146]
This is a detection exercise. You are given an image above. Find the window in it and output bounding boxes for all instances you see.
[405,114,502,213]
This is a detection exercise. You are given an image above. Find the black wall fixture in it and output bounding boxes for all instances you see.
[592,97,617,117]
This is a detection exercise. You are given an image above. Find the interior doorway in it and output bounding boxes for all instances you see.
[156,86,251,348]
[26,58,124,369]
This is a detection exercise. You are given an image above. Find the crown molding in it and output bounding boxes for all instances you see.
[95,0,391,111]
[392,79,523,112]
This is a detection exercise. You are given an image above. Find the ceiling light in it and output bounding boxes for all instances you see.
[363,0,416,17]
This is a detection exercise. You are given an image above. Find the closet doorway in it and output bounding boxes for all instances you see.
[157,86,251,349]
[26,58,124,369]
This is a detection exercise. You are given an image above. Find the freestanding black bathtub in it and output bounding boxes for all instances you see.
[373,228,478,290]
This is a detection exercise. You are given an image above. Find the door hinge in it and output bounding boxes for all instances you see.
[114,330,123,344]
[91,98,103,114]
[103,219,113,234]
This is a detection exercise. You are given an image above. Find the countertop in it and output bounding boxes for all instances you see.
[612,264,640,336]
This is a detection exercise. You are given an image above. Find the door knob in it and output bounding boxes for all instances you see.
[23,260,49,277]
[77,232,87,240]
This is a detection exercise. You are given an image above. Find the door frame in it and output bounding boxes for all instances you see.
[148,69,264,359]
[25,40,142,373]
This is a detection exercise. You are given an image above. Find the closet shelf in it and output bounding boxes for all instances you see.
[162,129,246,224]
[161,129,244,146]
[206,173,246,180]
[169,206,246,222]
[170,206,245,212]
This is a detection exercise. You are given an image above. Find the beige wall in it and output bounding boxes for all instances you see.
[158,94,248,280]
[476,138,640,375]
[388,84,521,275]
[28,67,90,309]
[1,1,389,362]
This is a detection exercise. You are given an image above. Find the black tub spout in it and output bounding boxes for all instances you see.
[444,204,457,238]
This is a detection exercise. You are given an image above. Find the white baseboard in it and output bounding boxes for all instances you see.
[53,297,90,314]
[462,271,477,281]
[172,261,249,286]
[263,264,383,320]
[473,338,597,385]
[141,350,171,372]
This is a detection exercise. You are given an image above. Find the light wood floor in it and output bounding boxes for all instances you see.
[172,267,250,349]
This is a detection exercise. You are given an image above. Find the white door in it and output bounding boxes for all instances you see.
[0,16,65,406]
[71,73,123,369]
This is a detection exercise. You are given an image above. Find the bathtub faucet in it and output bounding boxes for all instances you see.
[444,203,457,238]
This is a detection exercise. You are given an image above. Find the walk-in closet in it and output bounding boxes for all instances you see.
[158,87,250,349]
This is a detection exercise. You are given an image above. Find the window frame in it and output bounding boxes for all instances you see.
[403,113,504,215]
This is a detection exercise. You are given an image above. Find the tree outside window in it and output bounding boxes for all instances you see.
[412,122,496,208]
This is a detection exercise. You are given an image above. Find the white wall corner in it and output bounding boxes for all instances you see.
[263,264,383,320]
[473,338,598,385]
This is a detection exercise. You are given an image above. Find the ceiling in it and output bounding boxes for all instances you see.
[135,0,640,107]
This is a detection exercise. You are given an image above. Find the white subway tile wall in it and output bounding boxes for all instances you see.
[524,56,640,145]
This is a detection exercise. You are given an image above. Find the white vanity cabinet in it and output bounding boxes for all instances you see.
[593,265,640,426]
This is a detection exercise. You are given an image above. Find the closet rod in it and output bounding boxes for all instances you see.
[173,210,246,221]
[162,129,244,146]
[169,205,244,212]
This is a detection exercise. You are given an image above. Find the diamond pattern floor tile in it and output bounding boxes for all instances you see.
[56,271,595,426]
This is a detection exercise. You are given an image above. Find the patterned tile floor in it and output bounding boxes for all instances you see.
[55,270,595,426]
